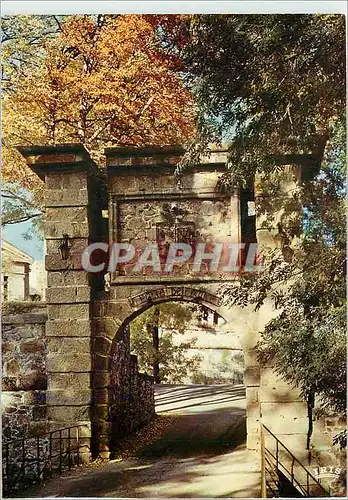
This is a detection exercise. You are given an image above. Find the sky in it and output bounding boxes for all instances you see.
[2,221,44,261]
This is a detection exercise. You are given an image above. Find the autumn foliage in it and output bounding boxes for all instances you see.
[2,15,194,194]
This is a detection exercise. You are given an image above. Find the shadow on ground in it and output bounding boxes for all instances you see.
[18,384,260,498]
[155,384,246,413]
[138,409,246,459]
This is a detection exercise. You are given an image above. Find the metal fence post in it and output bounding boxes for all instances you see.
[5,442,10,495]
[21,437,26,483]
[260,424,267,498]
[68,427,71,470]
[49,431,53,474]
[76,426,80,467]
[59,430,62,473]
[3,425,93,495]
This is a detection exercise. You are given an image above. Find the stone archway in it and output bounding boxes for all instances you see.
[112,287,226,339]
[19,143,310,464]
[91,284,260,458]
[107,289,248,457]
[107,288,230,456]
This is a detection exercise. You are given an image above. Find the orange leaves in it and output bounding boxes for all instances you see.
[3,14,195,194]
[7,14,194,151]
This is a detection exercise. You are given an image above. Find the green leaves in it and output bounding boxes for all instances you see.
[259,307,346,414]
[182,14,345,185]
[130,302,202,383]
[219,121,346,423]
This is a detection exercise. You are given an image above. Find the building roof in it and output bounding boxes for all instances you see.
[2,240,34,265]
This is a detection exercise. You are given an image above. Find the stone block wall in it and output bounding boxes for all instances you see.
[2,309,48,440]
[311,416,346,468]
[17,145,109,458]
[254,169,309,457]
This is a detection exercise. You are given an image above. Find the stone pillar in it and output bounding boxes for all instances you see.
[255,163,308,459]
[18,144,106,460]
[244,337,262,451]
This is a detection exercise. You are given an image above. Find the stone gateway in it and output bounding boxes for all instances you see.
[16,143,318,462]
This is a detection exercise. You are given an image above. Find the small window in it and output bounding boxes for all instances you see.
[240,188,257,268]
[247,201,256,216]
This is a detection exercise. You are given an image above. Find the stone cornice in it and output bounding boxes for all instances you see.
[17,144,93,181]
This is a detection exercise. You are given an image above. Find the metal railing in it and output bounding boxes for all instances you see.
[261,424,329,497]
[2,424,90,497]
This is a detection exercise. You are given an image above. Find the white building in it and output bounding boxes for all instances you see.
[29,259,46,300]
[1,240,46,301]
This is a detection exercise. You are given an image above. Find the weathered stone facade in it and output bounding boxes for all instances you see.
[2,308,48,440]
[16,142,323,469]
[116,197,234,278]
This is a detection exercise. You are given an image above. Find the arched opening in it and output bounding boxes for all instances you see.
[107,294,247,460]
[130,302,244,386]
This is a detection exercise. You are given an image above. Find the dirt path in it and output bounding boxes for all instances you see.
[20,385,260,498]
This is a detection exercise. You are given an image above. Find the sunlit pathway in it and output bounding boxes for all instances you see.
[21,384,260,498]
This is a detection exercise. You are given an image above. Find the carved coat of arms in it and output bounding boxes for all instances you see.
[155,203,196,263]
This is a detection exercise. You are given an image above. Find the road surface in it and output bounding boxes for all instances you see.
[20,384,260,498]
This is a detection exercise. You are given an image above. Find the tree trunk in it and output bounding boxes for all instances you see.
[306,390,315,450]
[152,307,160,383]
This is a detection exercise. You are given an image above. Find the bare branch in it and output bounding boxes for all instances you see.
[53,15,64,32]
[2,192,39,209]
[2,212,42,226]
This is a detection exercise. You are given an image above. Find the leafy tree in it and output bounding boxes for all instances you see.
[177,14,345,185]
[163,13,346,447]
[220,123,346,448]
[1,183,43,231]
[1,15,62,229]
[1,14,194,226]
[130,302,202,383]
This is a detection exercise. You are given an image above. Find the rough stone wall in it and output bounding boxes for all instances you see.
[2,310,48,440]
[118,197,233,278]
[109,328,154,451]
